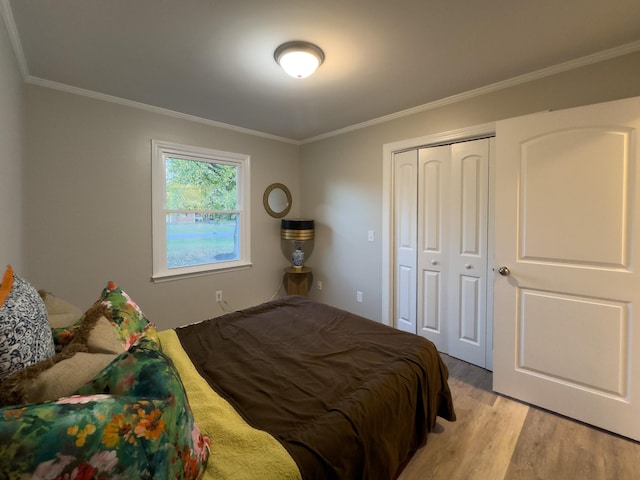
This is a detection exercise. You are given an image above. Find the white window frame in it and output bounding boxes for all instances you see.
[151,140,251,281]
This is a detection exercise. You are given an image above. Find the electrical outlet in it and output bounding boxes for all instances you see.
[316,280,323,290]
[357,291,363,303]
[215,290,223,302]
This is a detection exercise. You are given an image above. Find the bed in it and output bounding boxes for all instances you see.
[0,272,455,480]
[161,295,456,480]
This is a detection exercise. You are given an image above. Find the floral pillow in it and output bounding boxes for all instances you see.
[0,335,210,479]
[53,281,152,351]
[98,281,151,350]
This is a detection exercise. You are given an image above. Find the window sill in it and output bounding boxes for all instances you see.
[151,261,253,283]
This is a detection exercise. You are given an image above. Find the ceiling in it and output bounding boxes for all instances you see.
[4,0,640,142]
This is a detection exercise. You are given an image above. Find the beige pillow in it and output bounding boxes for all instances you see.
[19,352,117,404]
[87,316,126,355]
[39,290,83,328]
[0,303,123,406]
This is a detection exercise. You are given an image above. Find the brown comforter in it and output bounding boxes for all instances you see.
[175,296,455,480]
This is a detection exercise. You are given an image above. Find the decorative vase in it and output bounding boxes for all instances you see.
[291,243,304,269]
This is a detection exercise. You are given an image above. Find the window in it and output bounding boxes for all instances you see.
[152,140,251,280]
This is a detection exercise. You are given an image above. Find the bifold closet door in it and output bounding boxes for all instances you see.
[393,149,418,334]
[446,139,490,367]
[394,138,490,368]
[416,145,451,352]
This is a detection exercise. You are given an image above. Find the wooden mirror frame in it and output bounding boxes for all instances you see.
[263,183,292,218]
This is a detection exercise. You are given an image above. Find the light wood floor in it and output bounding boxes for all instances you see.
[398,354,640,480]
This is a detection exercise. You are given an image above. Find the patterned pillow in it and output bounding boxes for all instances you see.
[52,282,151,351]
[0,336,210,479]
[98,282,151,350]
[0,266,56,381]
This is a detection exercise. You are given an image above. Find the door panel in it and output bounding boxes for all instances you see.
[397,265,414,332]
[461,154,481,254]
[520,128,630,267]
[494,96,640,440]
[459,275,480,343]
[421,270,441,331]
[394,150,418,333]
[519,289,628,396]
[422,161,445,251]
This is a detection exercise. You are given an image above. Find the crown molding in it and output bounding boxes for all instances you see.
[301,40,640,144]
[0,0,29,79]
[24,75,301,145]
[3,0,639,146]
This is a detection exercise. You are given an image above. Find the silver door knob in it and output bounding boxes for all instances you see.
[431,260,438,266]
[497,266,510,276]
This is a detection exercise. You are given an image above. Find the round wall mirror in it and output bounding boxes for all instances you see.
[263,183,292,218]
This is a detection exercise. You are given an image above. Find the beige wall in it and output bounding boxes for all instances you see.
[300,51,640,321]
[19,49,640,328]
[0,16,25,273]
[24,86,300,330]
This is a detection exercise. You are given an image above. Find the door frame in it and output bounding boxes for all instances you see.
[381,122,496,369]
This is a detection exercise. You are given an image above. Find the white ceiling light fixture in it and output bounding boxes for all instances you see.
[274,41,325,79]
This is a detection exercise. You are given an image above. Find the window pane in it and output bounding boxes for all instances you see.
[152,140,250,279]
[166,213,239,268]
[166,157,238,210]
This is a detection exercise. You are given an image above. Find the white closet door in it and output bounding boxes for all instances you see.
[393,149,418,334]
[447,139,490,366]
[494,96,640,440]
[395,139,490,368]
[416,145,451,351]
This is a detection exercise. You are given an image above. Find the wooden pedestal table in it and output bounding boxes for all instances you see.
[284,267,312,296]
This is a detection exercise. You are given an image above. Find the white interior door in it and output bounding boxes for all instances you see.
[416,145,451,351]
[493,96,640,440]
[393,149,418,334]
[394,139,490,368]
[447,139,490,366]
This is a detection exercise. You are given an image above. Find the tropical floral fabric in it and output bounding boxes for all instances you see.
[52,281,152,351]
[0,334,210,479]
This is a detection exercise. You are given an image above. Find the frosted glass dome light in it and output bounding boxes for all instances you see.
[274,41,325,79]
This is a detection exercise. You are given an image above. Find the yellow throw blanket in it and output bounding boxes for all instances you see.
[158,329,301,480]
